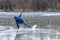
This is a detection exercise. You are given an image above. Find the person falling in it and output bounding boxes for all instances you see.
[14,13,31,29]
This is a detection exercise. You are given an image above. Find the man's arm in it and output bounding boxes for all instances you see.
[19,13,22,17]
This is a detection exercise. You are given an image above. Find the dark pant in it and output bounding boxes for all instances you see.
[16,22,30,29]
[23,22,31,28]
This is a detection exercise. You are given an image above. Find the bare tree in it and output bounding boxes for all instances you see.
[0,0,59,11]
[4,0,13,11]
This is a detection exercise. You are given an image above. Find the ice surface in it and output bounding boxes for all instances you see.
[0,26,60,40]
[0,12,60,40]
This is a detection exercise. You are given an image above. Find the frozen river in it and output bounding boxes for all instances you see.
[0,12,60,40]
[0,26,60,40]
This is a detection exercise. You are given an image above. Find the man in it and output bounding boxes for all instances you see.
[14,13,30,29]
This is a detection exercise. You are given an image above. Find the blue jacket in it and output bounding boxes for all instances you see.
[14,16,24,24]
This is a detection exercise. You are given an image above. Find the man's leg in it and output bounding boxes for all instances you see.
[16,23,19,29]
[23,22,31,28]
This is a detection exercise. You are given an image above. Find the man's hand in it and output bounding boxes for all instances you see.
[19,13,22,17]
